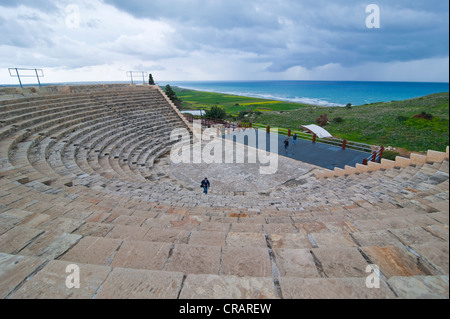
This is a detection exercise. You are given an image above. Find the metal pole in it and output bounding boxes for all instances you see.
[16,68,23,88]
[35,69,41,87]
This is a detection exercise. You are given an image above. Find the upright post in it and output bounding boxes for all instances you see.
[312,134,316,144]
[249,122,252,128]
[371,151,377,162]
[16,68,23,88]
[342,139,347,150]
[378,146,385,162]
[35,69,41,87]
[288,129,291,137]
[363,159,368,165]
[267,125,270,134]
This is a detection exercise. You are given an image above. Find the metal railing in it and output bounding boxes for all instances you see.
[363,146,385,165]
[126,71,148,85]
[8,68,44,88]
[252,123,373,153]
[182,115,382,163]
[184,114,252,130]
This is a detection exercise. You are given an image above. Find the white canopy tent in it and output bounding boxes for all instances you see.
[300,124,333,138]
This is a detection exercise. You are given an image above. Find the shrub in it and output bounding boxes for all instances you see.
[316,114,329,127]
[205,105,227,120]
[346,103,352,109]
[413,111,433,120]
[382,150,400,161]
[333,117,344,123]
[397,116,408,122]
[237,111,248,120]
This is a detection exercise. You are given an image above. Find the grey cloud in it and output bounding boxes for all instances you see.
[0,0,57,11]
[104,0,280,29]
[104,0,449,72]
[0,0,447,81]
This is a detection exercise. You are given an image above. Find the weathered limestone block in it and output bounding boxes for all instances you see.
[410,153,427,165]
[380,158,396,169]
[344,165,357,175]
[395,156,411,168]
[367,161,381,172]
[355,163,369,173]
[333,167,346,177]
[427,150,447,163]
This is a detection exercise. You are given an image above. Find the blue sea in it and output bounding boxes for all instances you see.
[159,80,449,107]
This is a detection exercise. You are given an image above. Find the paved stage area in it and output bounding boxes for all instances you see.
[225,129,370,170]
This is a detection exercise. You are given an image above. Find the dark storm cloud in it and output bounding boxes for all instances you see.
[104,0,449,71]
[0,0,447,82]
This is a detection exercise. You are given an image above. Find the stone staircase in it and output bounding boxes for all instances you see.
[0,84,448,299]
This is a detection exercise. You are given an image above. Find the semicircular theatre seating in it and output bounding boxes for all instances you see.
[0,84,448,299]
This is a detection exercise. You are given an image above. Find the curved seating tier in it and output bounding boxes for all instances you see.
[0,84,448,299]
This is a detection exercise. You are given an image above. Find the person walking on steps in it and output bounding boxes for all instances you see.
[284,138,289,153]
[201,177,210,195]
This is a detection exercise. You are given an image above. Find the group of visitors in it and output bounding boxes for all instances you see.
[284,133,297,153]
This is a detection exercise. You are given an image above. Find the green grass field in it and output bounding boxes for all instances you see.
[174,87,309,114]
[172,87,449,154]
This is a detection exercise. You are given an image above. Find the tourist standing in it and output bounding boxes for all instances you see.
[201,177,210,195]
[293,133,297,145]
[284,138,289,153]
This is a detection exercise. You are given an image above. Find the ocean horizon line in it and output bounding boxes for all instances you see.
[1,79,449,86]
[161,80,449,107]
[1,79,448,107]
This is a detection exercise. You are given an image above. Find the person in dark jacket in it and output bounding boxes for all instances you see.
[201,177,210,194]
[283,138,289,153]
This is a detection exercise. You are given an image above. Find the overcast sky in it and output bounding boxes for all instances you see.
[0,0,448,84]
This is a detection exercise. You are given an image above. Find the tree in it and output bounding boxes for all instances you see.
[205,105,227,120]
[164,84,182,108]
[346,103,352,109]
[164,84,176,100]
[148,74,155,85]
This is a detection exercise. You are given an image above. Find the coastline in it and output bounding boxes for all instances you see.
[170,85,346,107]
[171,85,338,108]
[173,86,449,154]
[161,80,450,107]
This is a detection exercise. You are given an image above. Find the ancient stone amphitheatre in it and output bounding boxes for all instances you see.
[0,84,448,299]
